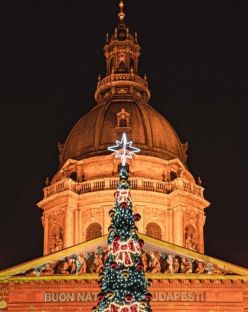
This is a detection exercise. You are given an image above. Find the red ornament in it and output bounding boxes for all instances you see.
[138,239,144,248]
[97,293,105,301]
[120,202,128,209]
[133,213,141,221]
[125,293,133,303]
[136,262,143,272]
[145,292,153,301]
[110,261,118,270]
[114,235,121,242]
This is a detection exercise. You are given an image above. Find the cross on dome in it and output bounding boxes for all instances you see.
[118,0,125,21]
[108,133,140,166]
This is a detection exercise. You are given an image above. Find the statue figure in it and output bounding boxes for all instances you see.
[54,231,63,251]
[173,257,181,273]
[148,251,161,273]
[102,246,108,263]
[166,255,174,273]
[45,177,50,186]
[41,264,54,275]
[181,257,192,273]
[50,227,63,253]
[78,255,87,274]
[141,251,148,272]
[185,226,198,251]
[94,254,104,273]
[195,262,206,274]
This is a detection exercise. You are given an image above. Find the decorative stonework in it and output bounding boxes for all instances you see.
[14,242,231,278]
[37,0,209,258]
[38,156,209,255]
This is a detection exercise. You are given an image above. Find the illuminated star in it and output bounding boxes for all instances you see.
[108,133,140,166]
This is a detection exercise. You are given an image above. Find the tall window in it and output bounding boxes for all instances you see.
[146,222,162,240]
[119,118,127,127]
[86,223,102,241]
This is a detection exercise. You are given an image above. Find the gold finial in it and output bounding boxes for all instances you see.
[118,0,125,21]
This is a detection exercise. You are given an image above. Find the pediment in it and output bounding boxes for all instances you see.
[0,234,248,281]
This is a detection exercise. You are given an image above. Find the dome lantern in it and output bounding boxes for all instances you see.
[95,1,150,103]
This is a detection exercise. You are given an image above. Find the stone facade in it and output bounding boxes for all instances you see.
[1,2,247,312]
[38,155,209,255]
[1,278,248,312]
[37,1,210,257]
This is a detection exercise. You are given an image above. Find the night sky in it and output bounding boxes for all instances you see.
[0,0,248,270]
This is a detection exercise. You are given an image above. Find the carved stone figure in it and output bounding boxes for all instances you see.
[173,257,181,273]
[185,224,198,251]
[141,252,148,272]
[195,262,206,274]
[181,257,192,273]
[148,251,161,273]
[41,264,54,275]
[94,254,104,273]
[78,255,87,274]
[166,255,174,273]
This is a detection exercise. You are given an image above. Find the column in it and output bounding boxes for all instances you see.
[74,210,78,244]
[78,208,82,243]
[173,206,184,246]
[198,211,205,253]
[64,207,73,248]
[43,214,49,255]
[168,209,173,243]
[165,210,170,241]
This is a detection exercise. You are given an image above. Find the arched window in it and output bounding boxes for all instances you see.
[69,172,77,181]
[130,58,135,70]
[110,57,114,73]
[119,61,126,71]
[170,171,177,181]
[86,223,102,241]
[116,108,130,128]
[119,118,127,127]
[146,222,162,240]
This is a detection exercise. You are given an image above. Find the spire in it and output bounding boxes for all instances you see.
[94,0,151,103]
[118,0,125,21]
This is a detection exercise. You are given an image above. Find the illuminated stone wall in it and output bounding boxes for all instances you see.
[1,278,247,311]
[38,154,209,256]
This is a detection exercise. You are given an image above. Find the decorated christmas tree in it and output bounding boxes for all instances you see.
[92,133,152,312]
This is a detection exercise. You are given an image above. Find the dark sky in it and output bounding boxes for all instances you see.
[0,0,248,270]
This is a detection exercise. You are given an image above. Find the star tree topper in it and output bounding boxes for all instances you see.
[108,133,140,166]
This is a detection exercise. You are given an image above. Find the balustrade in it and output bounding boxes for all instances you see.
[97,73,148,89]
[44,177,203,199]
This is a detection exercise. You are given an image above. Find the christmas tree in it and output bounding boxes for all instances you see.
[92,133,152,312]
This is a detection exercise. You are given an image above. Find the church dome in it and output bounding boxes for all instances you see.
[59,100,187,165]
[58,4,187,166]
